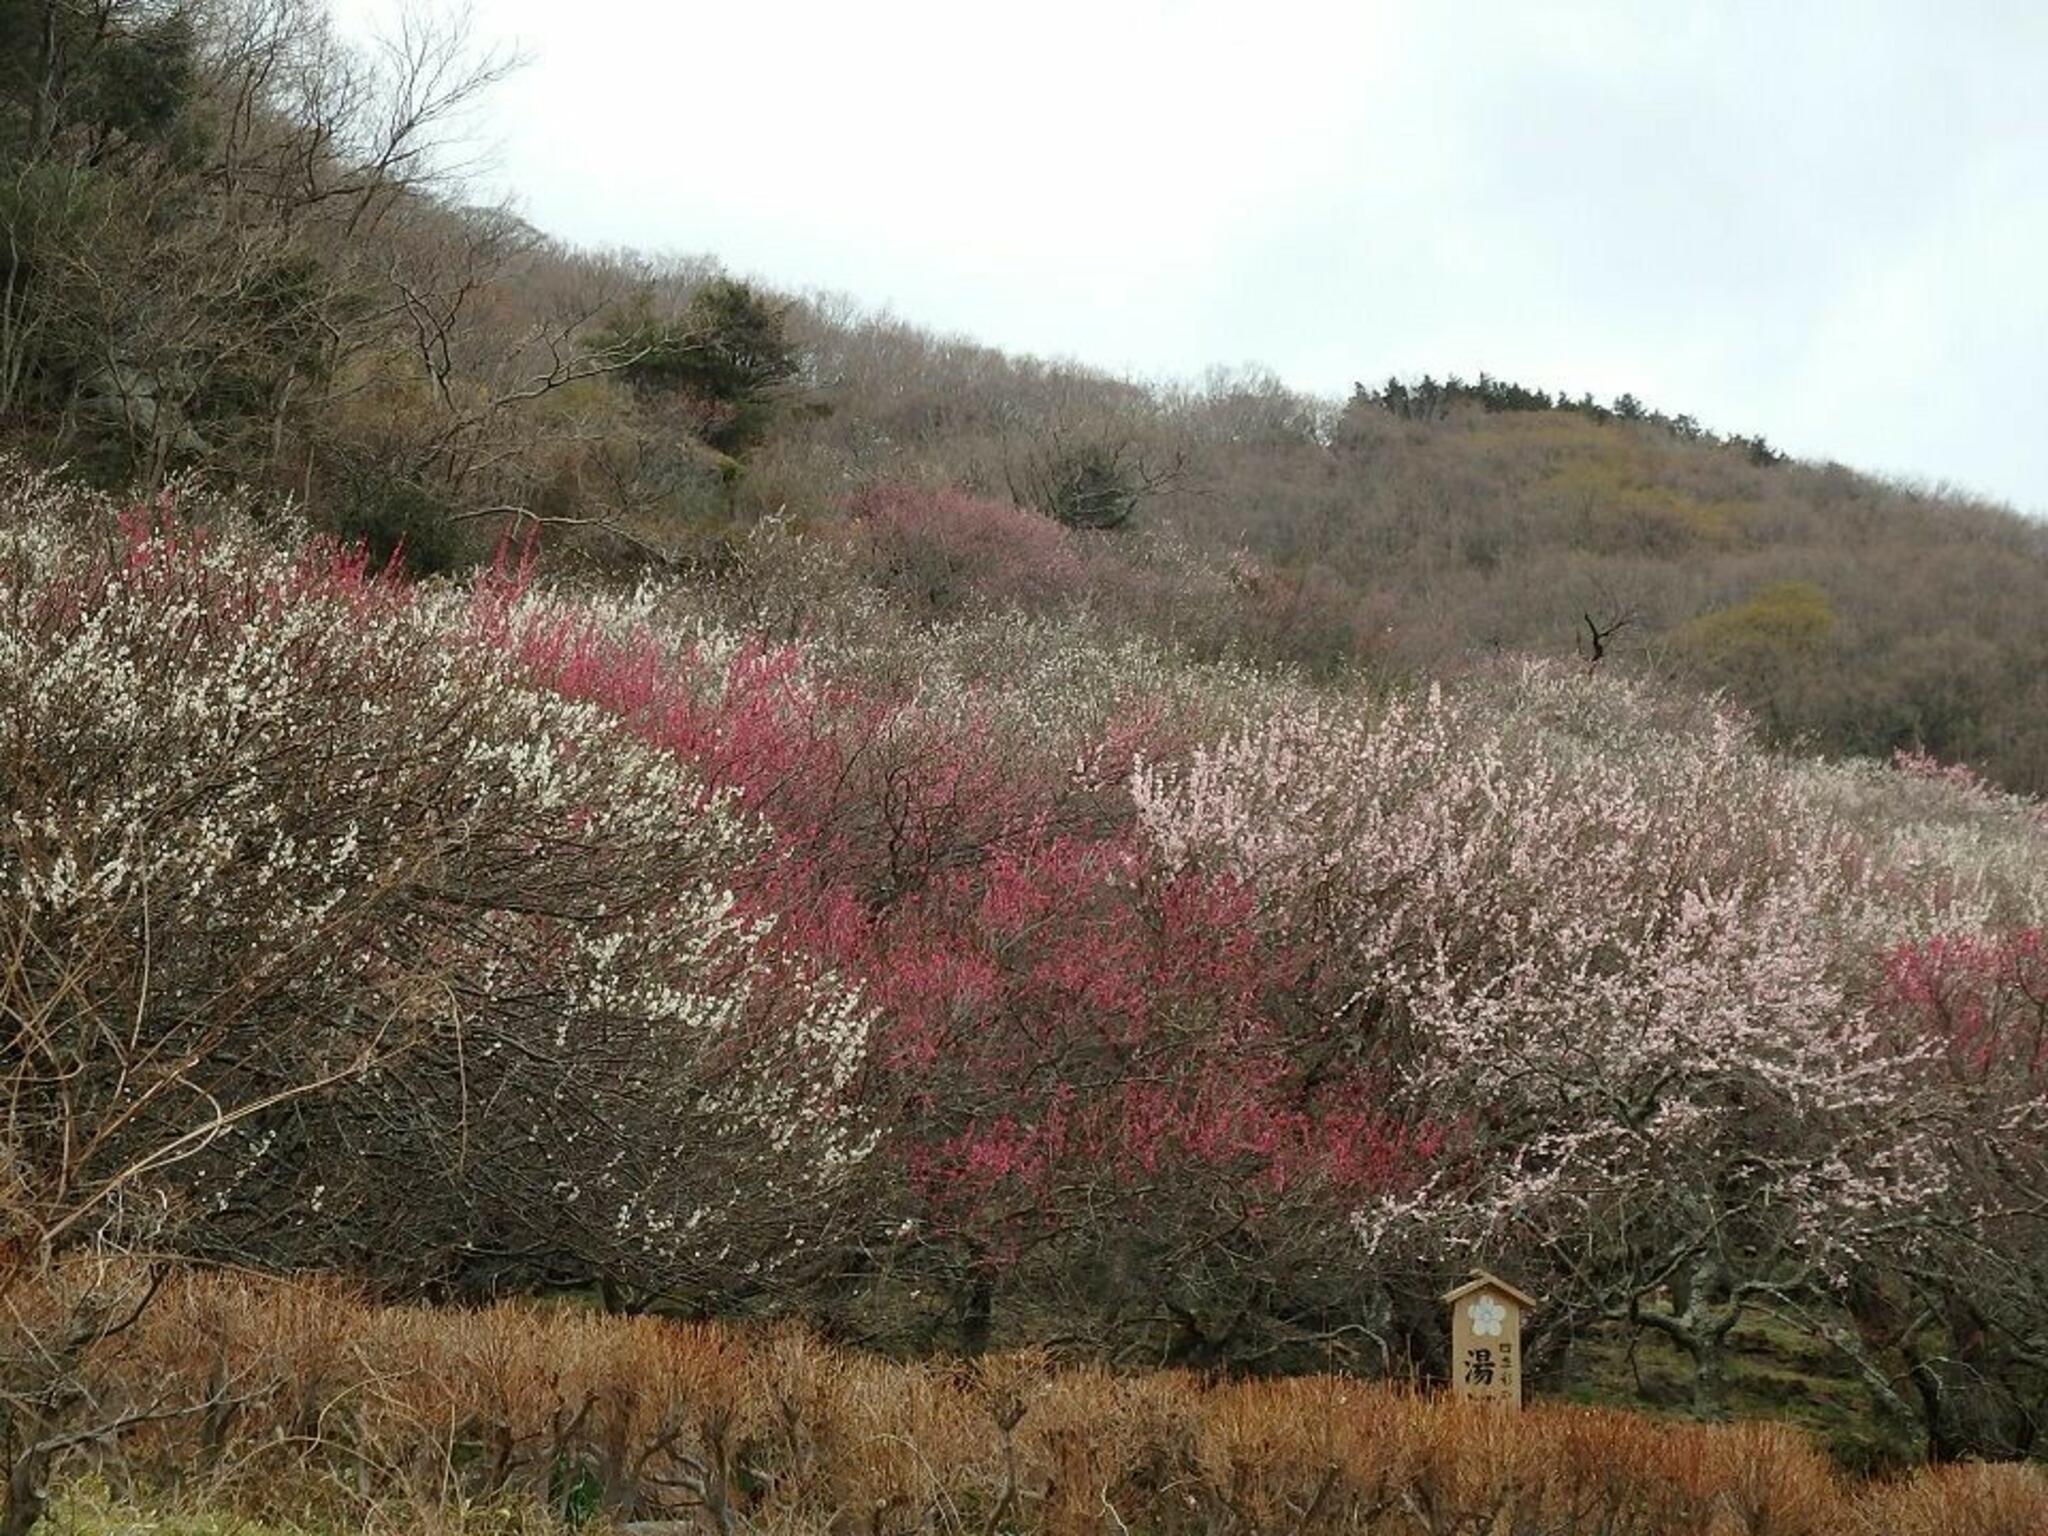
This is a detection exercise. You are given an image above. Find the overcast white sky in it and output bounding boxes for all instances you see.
[336,1,2048,514]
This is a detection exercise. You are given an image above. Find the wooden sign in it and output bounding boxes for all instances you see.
[1443,1270,1538,1408]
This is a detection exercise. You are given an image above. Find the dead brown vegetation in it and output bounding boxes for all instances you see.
[15,1265,2043,1535]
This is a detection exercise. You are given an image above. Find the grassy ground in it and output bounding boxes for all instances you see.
[45,1485,318,1535]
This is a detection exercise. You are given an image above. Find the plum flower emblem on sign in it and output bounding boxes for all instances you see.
[1468,1295,1507,1338]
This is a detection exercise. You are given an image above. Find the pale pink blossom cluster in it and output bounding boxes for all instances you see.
[1133,660,1966,1292]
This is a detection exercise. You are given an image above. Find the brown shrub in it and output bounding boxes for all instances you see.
[1840,1462,2048,1536]
[17,1266,2046,1534]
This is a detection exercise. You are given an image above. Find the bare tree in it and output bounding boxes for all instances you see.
[1000,425,1181,532]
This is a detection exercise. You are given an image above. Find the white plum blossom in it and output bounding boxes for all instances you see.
[0,474,875,1293]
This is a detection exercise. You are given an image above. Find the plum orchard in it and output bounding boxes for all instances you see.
[500,487,2048,1429]
[6,472,2048,1466]
[510,559,1440,1361]
[1133,677,1957,1415]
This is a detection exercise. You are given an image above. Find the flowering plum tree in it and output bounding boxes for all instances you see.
[0,471,884,1532]
[505,599,1438,1362]
[0,472,873,1305]
[1859,929,2048,1457]
[839,482,1086,617]
[1133,664,1951,1411]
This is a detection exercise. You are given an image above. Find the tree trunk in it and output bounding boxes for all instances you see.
[29,1,61,159]
[1682,1254,1734,1420]
[1687,1333,1730,1420]
[960,1267,994,1357]
[3,1442,50,1536]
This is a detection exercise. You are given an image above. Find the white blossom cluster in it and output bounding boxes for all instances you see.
[1,480,875,1287]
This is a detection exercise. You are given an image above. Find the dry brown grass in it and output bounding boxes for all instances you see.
[20,1266,2044,1535]
[1838,1462,2048,1536]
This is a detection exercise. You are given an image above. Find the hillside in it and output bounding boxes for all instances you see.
[2,2,2046,796]
[4,5,2048,1534]
[7,462,2048,1479]
[757,328,2048,793]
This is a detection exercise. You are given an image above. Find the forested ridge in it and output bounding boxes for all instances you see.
[2,4,2046,1534]
[5,0,2046,792]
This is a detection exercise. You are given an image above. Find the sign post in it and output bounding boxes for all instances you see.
[1442,1270,1538,1408]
